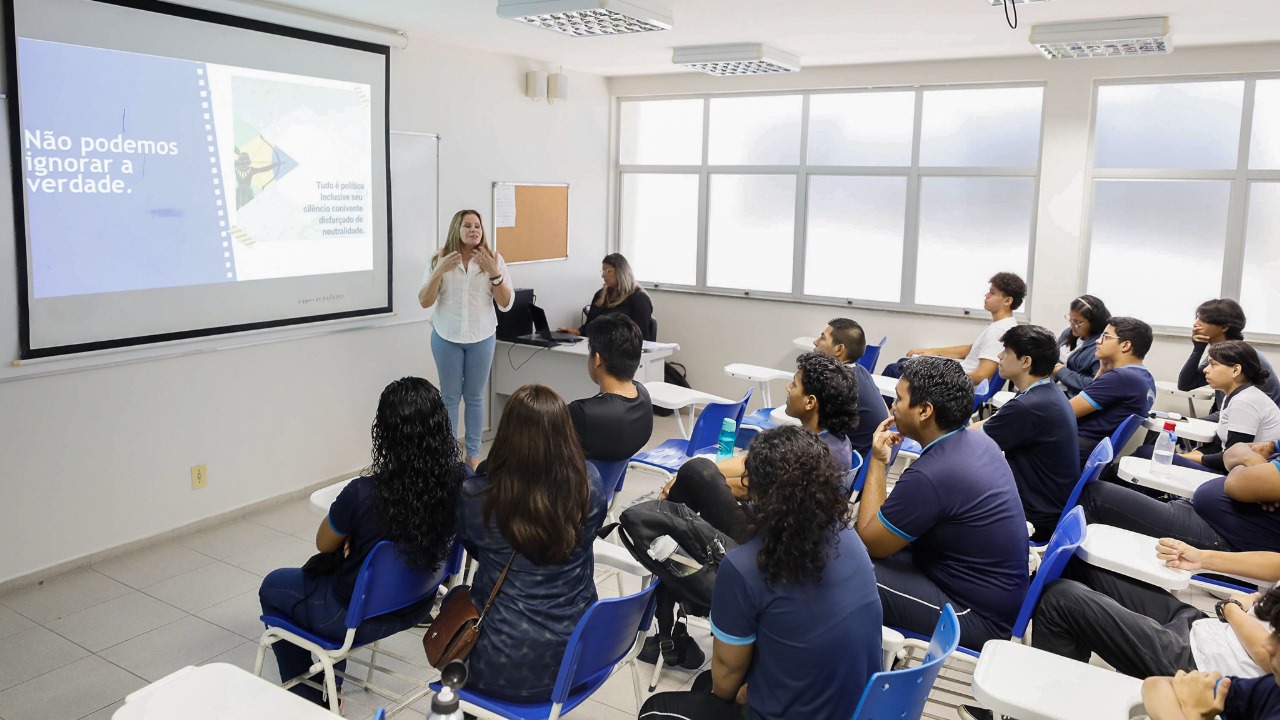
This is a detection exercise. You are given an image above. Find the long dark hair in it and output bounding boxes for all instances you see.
[1208,340,1271,387]
[368,377,464,571]
[1064,295,1111,350]
[483,384,591,564]
[744,426,851,587]
[1197,299,1247,341]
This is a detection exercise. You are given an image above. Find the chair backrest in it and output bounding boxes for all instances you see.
[851,604,960,720]
[687,388,754,456]
[973,370,1004,410]
[373,709,386,720]
[550,580,661,703]
[857,336,888,373]
[846,450,866,496]
[588,458,630,505]
[1012,506,1086,638]
[345,539,456,628]
[1108,414,1144,456]
[1051,437,1113,532]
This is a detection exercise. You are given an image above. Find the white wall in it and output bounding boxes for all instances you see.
[0,31,611,583]
[609,44,1280,405]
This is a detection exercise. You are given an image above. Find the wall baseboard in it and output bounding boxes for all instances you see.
[0,470,361,594]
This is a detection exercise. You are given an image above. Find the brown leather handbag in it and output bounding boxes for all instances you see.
[422,552,515,669]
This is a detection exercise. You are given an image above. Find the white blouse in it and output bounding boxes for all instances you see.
[422,252,513,344]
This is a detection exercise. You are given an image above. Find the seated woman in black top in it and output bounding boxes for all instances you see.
[557,253,654,341]
[1178,299,1280,417]
[1053,294,1110,398]
[457,384,607,702]
[258,377,463,706]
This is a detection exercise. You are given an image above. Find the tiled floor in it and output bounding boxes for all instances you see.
[0,411,1224,720]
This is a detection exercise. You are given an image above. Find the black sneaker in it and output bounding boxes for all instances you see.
[958,706,1014,720]
[637,634,665,665]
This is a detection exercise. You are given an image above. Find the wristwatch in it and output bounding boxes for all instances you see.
[1216,598,1245,622]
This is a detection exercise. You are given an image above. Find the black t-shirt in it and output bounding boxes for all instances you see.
[981,380,1081,532]
[848,364,889,463]
[580,290,655,340]
[568,382,654,461]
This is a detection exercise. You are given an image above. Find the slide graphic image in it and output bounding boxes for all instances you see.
[15,37,375,298]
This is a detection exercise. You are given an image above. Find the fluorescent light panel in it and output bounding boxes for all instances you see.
[673,43,800,76]
[496,0,672,37]
[988,0,1052,5]
[1031,16,1171,59]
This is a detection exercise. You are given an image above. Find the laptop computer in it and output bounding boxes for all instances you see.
[513,304,582,347]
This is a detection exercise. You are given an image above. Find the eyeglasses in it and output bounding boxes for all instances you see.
[1064,314,1087,328]
[1099,331,1118,342]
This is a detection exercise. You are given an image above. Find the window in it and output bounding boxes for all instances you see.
[617,85,1044,313]
[1084,77,1280,334]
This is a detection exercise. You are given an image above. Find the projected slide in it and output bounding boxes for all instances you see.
[17,38,374,299]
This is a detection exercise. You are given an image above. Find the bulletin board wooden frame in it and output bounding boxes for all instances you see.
[492,182,569,264]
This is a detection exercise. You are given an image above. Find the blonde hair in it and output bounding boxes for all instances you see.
[595,253,643,308]
[434,210,490,268]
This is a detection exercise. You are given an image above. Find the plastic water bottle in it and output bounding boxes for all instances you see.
[427,660,468,720]
[1152,421,1178,478]
[716,418,737,461]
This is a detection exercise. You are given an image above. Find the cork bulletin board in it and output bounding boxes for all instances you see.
[492,182,569,264]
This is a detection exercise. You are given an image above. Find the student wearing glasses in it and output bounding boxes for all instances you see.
[1069,316,1157,468]
[1053,295,1110,398]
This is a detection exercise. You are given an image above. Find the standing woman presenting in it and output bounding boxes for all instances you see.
[558,253,654,340]
[420,209,513,469]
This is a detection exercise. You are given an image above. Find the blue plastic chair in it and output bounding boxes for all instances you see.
[1030,438,1112,549]
[1108,414,1144,457]
[851,444,900,499]
[373,709,386,720]
[851,604,960,719]
[630,389,752,478]
[973,370,1005,413]
[434,581,661,720]
[843,450,865,498]
[857,336,887,374]
[588,458,630,510]
[254,540,458,712]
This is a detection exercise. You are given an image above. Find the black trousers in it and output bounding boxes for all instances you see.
[639,670,749,720]
[1031,559,1203,678]
[666,457,750,543]
[1080,479,1229,551]
[871,549,1005,649]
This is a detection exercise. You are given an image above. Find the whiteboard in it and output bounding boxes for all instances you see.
[0,130,438,381]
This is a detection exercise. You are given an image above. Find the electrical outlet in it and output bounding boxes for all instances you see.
[191,464,207,489]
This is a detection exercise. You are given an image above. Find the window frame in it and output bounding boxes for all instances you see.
[614,82,1046,319]
[1079,73,1280,338]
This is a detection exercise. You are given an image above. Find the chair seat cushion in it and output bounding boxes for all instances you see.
[260,614,344,651]
[630,439,693,474]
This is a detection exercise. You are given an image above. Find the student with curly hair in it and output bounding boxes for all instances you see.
[457,384,606,702]
[640,426,883,720]
[259,377,464,706]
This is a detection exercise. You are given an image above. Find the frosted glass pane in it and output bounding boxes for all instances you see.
[619,174,698,285]
[1250,80,1280,169]
[619,99,703,165]
[916,177,1034,309]
[919,87,1043,167]
[708,95,802,165]
[1095,82,1244,169]
[706,175,796,292]
[1087,180,1229,327]
[1241,183,1280,333]
[805,176,907,301]
[808,92,915,166]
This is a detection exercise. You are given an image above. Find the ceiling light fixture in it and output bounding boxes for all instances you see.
[988,0,1051,5]
[1031,16,1172,59]
[672,44,800,76]
[496,0,673,37]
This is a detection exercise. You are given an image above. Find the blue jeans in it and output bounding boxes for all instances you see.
[431,330,496,459]
[258,568,432,705]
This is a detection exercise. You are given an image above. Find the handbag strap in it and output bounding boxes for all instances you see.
[474,552,516,629]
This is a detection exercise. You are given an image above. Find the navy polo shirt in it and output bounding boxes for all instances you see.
[710,526,882,720]
[982,380,1081,532]
[327,475,390,604]
[877,429,1029,637]
[1193,475,1280,553]
[848,364,890,464]
[1077,365,1156,463]
[1223,674,1280,719]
